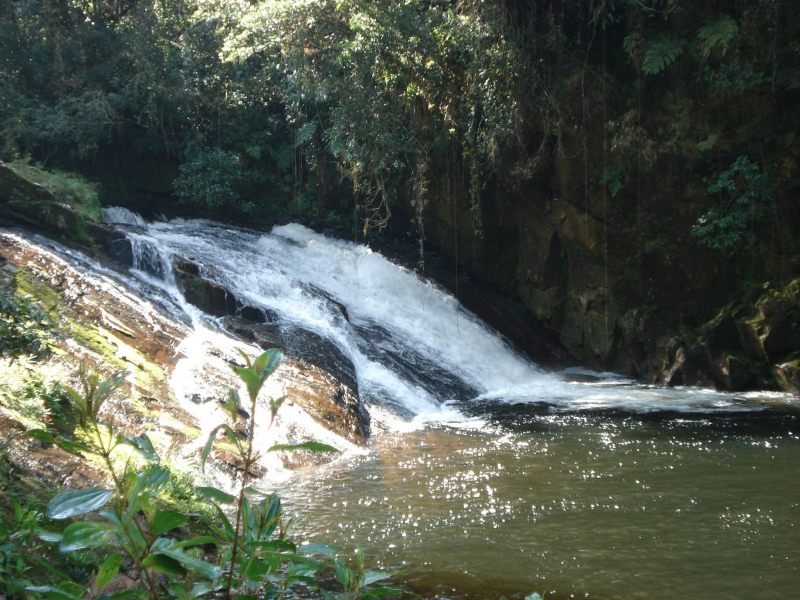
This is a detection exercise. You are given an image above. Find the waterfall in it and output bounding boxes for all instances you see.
[98,209,796,423]
[102,206,147,227]
[99,214,542,424]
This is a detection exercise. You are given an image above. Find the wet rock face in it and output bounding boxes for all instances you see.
[609,282,800,393]
[173,256,238,317]
[88,223,134,266]
[0,162,52,204]
[0,228,371,500]
[416,159,800,393]
[172,259,370,440]
[0,163,95,245]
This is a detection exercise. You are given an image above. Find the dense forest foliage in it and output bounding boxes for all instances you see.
[2,0,799,388]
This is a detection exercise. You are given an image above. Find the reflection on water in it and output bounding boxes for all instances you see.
[281,405,800,599]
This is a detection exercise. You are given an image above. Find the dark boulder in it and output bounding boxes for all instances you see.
[7,200,93,245]
[0,162,53,204]
[173,256,238,317]
[87,223,134,266]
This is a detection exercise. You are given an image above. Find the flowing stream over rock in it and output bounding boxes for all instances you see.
[44,211,800,597]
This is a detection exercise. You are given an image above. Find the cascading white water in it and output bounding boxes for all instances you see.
[102,206,148,227]
[5,215,797,599]
[113,215,544,424]
[101,208,796,425]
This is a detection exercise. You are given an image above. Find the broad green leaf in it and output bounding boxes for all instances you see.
[253,348,282,380]
[141,553,187,576]
[152,538,222,579]
[243,557,271,579]
[171,535,218,549]
[98,510,121,525]
[25,586,83,600]
[166,580,189,600]
[191,581,221,597]
[285,574,319,587]
[334,558,350,589]
[60,522,115,552]
[363,570,395,586]
[196,486,235,504]
[356,547,364,572]
[242,539,296,552]
[267,442,339,454]
[220,390,242,423]
[47,487,112,520]
[233,365,260,400]
[99,591,148,600]
[201,424,227,470]
[152,510,190,536]
[29,429,55,443]
[55,438,94,455]
[35,528,62,543]
[126,465,170,517]
[139,464,170,490]
[235,347,253,368]
[128,465,170,505]
[217,506,235,543]
[243,486,269,498]
[95,553,123,589]
[119,434,159,462]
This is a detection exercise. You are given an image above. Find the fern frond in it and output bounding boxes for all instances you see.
[270,144,293,173]
[244,145,262,160]
[698,15,738,57]
[642,36,685,75]
[294,121,318,147]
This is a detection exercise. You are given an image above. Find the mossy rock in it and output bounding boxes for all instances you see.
[0,163,54,204]
[7,199,93,246]
[774,359,800,395]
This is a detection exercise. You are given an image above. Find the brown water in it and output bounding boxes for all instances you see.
[281,404,800,599]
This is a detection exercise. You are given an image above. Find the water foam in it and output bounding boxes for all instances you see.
[96,217,797,423]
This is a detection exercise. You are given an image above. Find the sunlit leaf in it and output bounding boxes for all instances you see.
[60,521,115,552]
[141,553,187,576]
[95,554,123,589]
[151,538,222,579]
[152,510,190,536]
[171,535,218,549]
[119,434,159,462]
[47,488,112,520]
[267,442,339,454]
[196,486,236,504]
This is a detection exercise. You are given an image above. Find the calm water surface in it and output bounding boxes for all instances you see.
[281,402,800,599]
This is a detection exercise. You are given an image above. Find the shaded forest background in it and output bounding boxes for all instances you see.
[1,0,799,390]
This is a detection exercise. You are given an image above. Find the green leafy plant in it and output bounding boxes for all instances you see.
[324,547,401,600]
[642,35,684,75]
[174,148,243,211]
[4,162,102,222]
[0,499,65,595]
[697,14,738,58]
[599,165,626,198]
[0,292,54,361]
[691,156,772,253]
[19,353,404,599]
